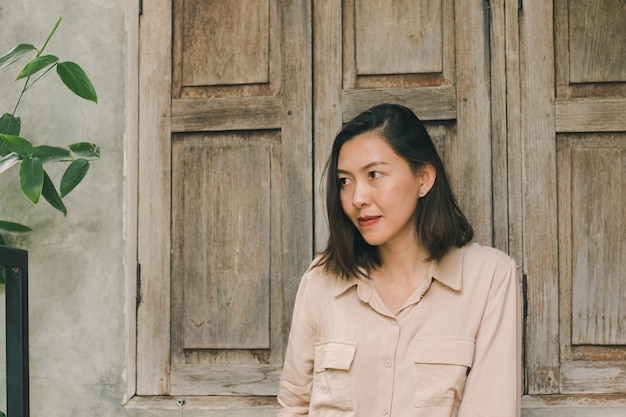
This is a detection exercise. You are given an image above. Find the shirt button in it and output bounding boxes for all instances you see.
[382,408,389,415]
[384,360,392,368]
[391,319,398,325]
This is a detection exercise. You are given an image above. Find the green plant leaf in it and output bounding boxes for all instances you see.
[0,152,20,174]
[69,142,100,158]
[56,62,98,103]
[42,170,67,215]
[0,266,5,285]
[1,134,33,157]
[33,145,71,163]
[60,158,90,197]
[0,220,32,233]
[16,54,59,80]
[0,43,37,70]
[0,112,21,136]
[19,157,44,204]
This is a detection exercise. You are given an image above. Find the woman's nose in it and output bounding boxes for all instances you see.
[352,182,370,207]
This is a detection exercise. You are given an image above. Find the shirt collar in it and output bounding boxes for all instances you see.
[429,245,464,291]
[334,276,360,297]
[332,245,465,296]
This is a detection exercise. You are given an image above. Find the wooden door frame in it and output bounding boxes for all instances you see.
[124,0,313,409]
[505,0,626,411]
[123,0,626,412]
[123,0,140,406]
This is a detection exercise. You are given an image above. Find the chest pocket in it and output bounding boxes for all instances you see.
[413,336,475,409]
[311,340,358,412]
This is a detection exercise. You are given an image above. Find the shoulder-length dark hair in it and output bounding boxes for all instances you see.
[315,103,473,279]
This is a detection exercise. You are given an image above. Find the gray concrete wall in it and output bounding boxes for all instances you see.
[0,1,127,416]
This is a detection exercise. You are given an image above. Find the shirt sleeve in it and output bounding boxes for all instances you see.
[277,271,318,416]
[458,258,522,417]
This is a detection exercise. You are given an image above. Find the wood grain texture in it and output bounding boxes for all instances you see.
[172,134,275,350]
[570,145,625,345]
[171,96,282,132]
[181,0,270,86]
[138,0,312,399]
[489,0,509,253]
[136,0,173,396]
[453,0,492,246]
[313,0,343,252]
[341,86,457,121]
[556,98,626,133]
[561,361,626,394]
[504,0,524,271]
[170,364,282,396]
[519,0,560,394]
[567,0,626,83]
[355,0,443,75]
[279,0,313,345]
[558,134,626,350]
[554,0,626,100]
[551,0,626,400]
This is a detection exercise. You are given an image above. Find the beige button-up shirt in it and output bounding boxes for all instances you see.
[278,243,521,417]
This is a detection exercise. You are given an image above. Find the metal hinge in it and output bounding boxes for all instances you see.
[522,274,528,319]
[522,273,528,395]
[136,263,142,307]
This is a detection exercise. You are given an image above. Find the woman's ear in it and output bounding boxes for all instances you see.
[418,163,436,197]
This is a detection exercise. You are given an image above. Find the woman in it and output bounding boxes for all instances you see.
[278,104,521,417]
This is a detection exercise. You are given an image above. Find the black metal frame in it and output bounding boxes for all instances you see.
[0,245,29,417]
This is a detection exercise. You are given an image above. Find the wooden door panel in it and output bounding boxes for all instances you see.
[181,0,270,86]
[567,1,626,83]
[172,133,277,351]
[138,0,312,399]
[558,136,626,347]
[520,0,626,397]
[557,134,626,394]
[570,145,625,346]
[314,0,492,251]
[355,0,443,74]
[168,0,311,396]
[555,0,626,394]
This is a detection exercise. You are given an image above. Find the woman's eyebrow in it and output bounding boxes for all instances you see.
[337,161,388,175]
[362,161,387,170]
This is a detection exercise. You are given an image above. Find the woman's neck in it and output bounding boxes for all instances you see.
[370,243,432,313]
[377,238,430,282]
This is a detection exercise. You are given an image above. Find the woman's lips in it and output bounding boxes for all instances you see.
[357,215,381,227]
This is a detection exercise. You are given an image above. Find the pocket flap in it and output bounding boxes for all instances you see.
[414,336,475,367]
[314,340,358,372]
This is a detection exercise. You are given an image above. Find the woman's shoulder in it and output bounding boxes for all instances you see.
[463,242,515,264]
[299,255,352,293]
[460,242,517,281]
[300,256,359,297]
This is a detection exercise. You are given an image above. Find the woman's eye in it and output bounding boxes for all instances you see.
[338,177,351,186]
[368,171,382,179]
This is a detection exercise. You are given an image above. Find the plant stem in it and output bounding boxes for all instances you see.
[23,64,58,93]
[12,76,29,116]
[41,16,62,55]
[12,16,63,116]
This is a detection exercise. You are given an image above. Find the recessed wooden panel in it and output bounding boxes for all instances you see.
[568,0,626,83]
[172,133,275,350]
[181,0,270,86]
[570,146,626,345]
[354,0,443,75]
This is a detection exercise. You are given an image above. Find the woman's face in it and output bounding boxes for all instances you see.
[337,133,424,250]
